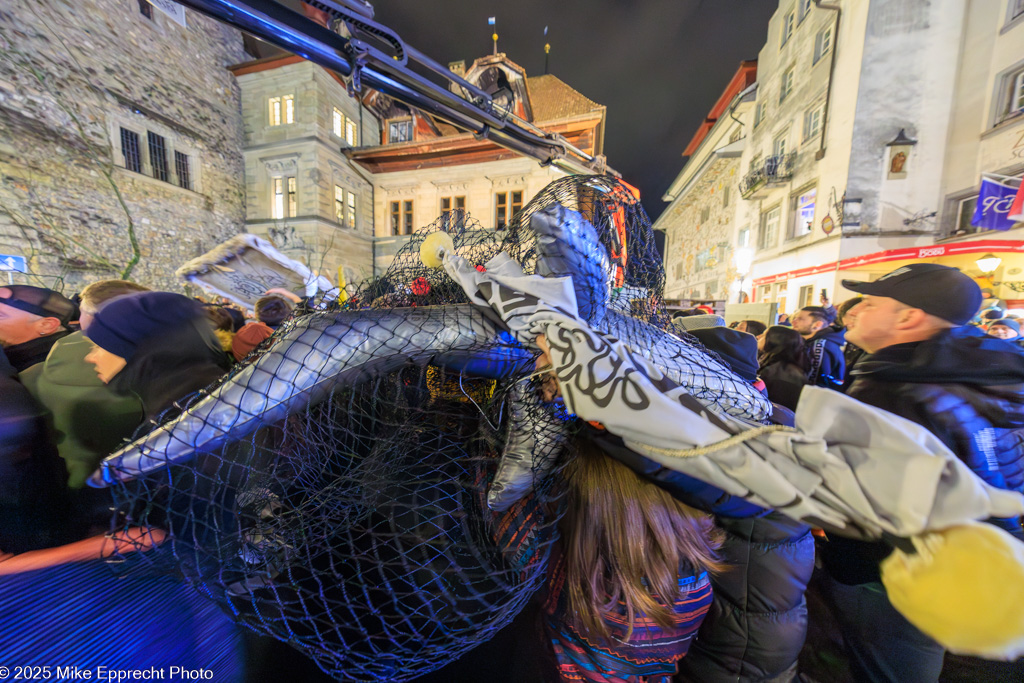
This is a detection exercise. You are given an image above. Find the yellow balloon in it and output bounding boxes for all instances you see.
[420,231,454,269]
[882,522,1024,659]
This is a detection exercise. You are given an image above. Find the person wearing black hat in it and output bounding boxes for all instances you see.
[84,292,231,422]
[0,285,77,372]
[817,263,1024,683]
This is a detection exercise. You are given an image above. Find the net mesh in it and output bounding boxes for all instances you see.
[101,175,757,681]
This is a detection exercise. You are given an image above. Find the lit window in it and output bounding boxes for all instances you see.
[813,26,833,65]
[792,188,816,237]
[147,131,168,182]
[174,151,191,190]
[283,95,294,124]
[345,118,358,146]
[333,108,344,138]
[388,200,413,235]
[269,97,281,126]
[347,191,356,228]
[287,176,297,216]
[403,200,414,234]
[780,11,795,47]
[335,185,345,223]
[780,68,794,103]
[388,119,413,143]
[120,128,141,173]
[273,177,284,219]
[494,190,523,229]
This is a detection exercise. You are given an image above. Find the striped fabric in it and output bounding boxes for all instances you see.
[543,549,713,683]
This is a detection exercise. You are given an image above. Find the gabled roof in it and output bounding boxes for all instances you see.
[525,74,604,122]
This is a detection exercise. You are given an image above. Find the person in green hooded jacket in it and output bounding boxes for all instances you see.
[19,280,147,489]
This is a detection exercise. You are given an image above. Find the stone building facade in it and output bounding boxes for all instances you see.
[655,63,756,303]
[229,56,380,288]
[0,0,248,292]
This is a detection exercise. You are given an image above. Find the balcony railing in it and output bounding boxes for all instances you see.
[740,153,797,199]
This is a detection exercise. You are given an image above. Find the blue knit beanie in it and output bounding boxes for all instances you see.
[85,292,202,360]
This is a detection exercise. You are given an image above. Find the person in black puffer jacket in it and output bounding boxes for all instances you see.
[603,323,815,683]
[819,264,1024,683]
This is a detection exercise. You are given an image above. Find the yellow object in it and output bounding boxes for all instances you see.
[881,522,1024,659]
[420,231,454,269]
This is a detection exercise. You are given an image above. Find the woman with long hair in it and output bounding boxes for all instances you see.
[543,436,725,683]
[757,325,810,411]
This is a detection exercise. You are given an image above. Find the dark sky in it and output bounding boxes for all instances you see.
[370,0,776,221]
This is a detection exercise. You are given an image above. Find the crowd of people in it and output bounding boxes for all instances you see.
[1,262,1023,683]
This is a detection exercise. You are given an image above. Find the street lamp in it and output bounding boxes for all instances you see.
[734,247,755,304]
[975,253,1002,275]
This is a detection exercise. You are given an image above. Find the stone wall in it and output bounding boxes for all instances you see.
[0,0,247,293]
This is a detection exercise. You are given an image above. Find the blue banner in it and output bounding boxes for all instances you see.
[971,177,1018,231]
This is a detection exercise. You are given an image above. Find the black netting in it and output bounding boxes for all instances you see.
[100,175,764,682]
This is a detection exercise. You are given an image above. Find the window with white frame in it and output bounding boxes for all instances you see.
[953,195,979,236]
[758,206,781,250]
[1010,0,1024,22]
[345,118,358,146]
[387,119,413,143]
[780,10,795,47]
[494,190,523,229]
[737,227,750,248]
[799,284,814,309]
[333,108,344,138]
[780,67,795,103]
[813,26,833,65]
[754,101,767,129]
[773,131,789,158]
[792,188,816,237]
[804,105,823,141]
[998,68,1024,125]
[798,0,812,23]
[269,95,294,126]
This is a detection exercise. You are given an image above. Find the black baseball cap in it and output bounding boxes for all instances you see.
[0,285,77,326]
[841,263,981,325]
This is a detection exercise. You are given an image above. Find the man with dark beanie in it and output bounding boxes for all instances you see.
[83,292,231,422]
[820,263,1024,682]
[0,285,77,371]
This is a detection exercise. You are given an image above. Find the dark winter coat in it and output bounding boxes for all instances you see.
[108,317,231,423]
[805,326,845,388]
[0,347,73,553]
[20,332,144,488]
[822,326,1024,586]
[758,360,808,411]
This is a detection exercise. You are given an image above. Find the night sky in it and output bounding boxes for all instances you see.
[370,0,776,221]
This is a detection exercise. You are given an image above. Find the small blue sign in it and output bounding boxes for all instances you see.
[0,254,27,272]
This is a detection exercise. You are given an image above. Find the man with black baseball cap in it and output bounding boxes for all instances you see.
[0,285,77,372]
[817,263,1024,682]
